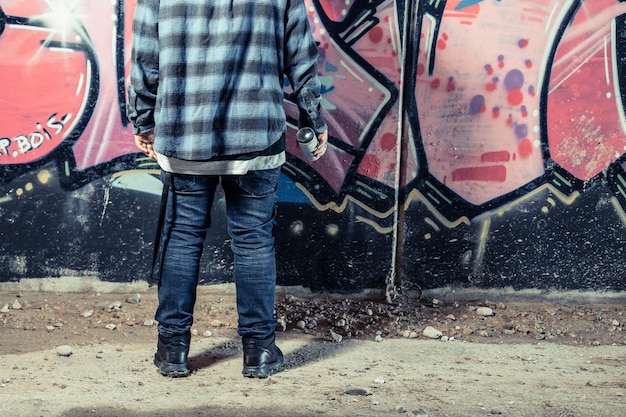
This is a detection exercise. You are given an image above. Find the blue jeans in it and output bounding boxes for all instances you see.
[155,168,280,340]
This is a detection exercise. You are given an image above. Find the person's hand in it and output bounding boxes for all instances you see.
[313,130,329,159]
[134,130,157,161]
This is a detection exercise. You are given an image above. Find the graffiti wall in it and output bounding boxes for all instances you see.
[1,0,625,293]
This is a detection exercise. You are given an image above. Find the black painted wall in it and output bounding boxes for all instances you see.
[1,1,626,294]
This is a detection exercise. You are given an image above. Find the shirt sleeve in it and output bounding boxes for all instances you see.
[127,0,160,134]
[283,0,328,134]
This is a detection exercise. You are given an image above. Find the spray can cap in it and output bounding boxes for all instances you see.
[296,127,316,144]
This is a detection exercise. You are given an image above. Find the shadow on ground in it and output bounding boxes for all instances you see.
[187,336,352,374]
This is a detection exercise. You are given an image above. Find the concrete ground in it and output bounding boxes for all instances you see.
[1,280,625,417]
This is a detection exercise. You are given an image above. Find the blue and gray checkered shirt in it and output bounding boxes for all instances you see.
[127,0,326,162]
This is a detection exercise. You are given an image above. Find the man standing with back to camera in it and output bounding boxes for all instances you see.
[127,0,328,378]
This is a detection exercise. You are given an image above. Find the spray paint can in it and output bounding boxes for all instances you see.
[296,127,320,161]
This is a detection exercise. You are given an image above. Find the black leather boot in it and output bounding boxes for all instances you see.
[154,332,191,377]
[242,333,284,378]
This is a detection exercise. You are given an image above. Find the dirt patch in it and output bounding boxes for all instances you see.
[2,285,625,353]
[1,284,625,416]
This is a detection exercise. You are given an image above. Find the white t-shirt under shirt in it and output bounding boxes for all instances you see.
[157,151,286,176]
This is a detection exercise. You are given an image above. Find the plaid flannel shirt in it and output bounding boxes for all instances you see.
[127,0,326,161]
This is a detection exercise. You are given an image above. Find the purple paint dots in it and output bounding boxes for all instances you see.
[514,123,528,139]
[521,105,528,117]
[469,95,486,115]
[504,69,524,91]
[497,55,505,68]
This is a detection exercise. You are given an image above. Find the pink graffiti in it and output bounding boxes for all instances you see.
[547,1,626,181]
[0,0,88,164]
[72,0,137,169]
[417,0,559,205]
[0,0,137,169]
[285,0,402,192]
